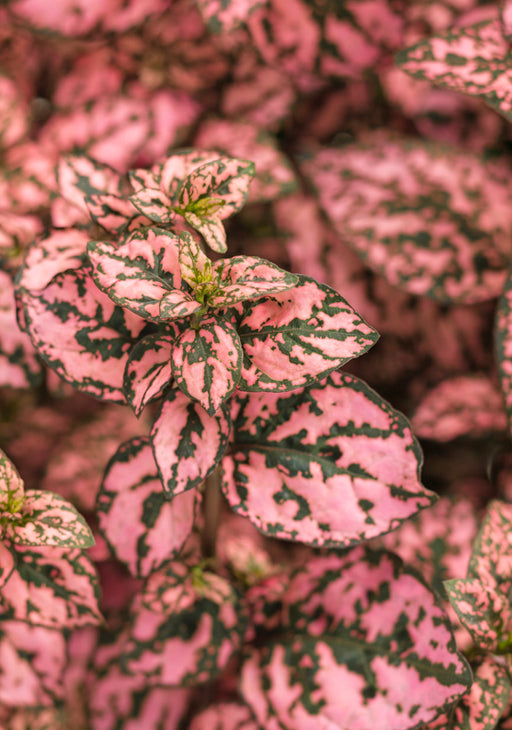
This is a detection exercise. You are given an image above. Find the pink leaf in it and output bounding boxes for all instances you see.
[98,437,198,577]
[302,135,512,303]
[222,372,435,547]
[496,270,512,434]
[235,275,378,391]
[123,561,246,686]
[397,18,512,122]
[412,374,508,442]
[211,256,298,307]
[151,386,231,497]
[0,545,101,629]
[123,332,176,416]
[171,317,243,414]
[178,156,255,218]
[241,549,471,730]
[7,490,94,548]
[190,702,259,729]
[196,0,267,33]
[0,448,25,508]
[0,271,41,388]
[17,230,90,292]
[20,269,147,402]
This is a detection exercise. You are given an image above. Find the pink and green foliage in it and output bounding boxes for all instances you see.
[189,701,259,728]
[495,271,512,434]
[221,371,434,547]
[120,560,247,687]
[396,15,512,123]
[444,501,512,657]
[412,374,508,442]
[241,549,471,730]
[97,437,198,578]
[0,449,94,548]
[301,134,512,303]
[196,0,267,34]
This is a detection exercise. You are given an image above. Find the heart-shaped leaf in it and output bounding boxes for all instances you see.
[151,386,231,498]
[222,371,434,547]
[98,437,198,578]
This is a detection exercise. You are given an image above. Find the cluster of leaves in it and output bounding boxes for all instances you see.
[1,0,512,728]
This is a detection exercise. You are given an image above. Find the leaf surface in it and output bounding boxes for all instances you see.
[222,372,434,547]
[241,549,471,730]
[151,387,231,497]
[171,317,243,414]
[98,437,197,578]
[123,332,176,415]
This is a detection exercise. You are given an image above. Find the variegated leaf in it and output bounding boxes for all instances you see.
[196,0,267,33]
[182,210,228,253]
[55,154,123,225]
[444,577,509,652]
[302,136,512,303]
[0,621,67,707]
[241,549,471,730]
[234,275,379,391]
[210,256,298,307]
[0,545,102,629]
[0,543,15,590]
[496,268,512,433]
[179,230,213,289]
[178,156,255,219]
[189,702,259,729]
[6,490,94,548]
[396,19,512,122]
[222,371,434,547]
[151,386,231,497]
[412,374,508,442]
[85,192,148,235]
[20,269,147,402]
[171,317,243,414]
[123,332,177,415]
[123,561,246,686]
[467,500,512,590]
[98,437,198,578]
[17,230,90,292]
[0,448,25,512]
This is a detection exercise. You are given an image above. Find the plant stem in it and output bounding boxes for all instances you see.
[201,467,221,559]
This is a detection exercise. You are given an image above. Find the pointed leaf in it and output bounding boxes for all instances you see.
[151,386,231,498]
[124,561,247,686]
[0,448,25,509]
[222,372,435,547]
[179,157,255,217]
[179,230,213,288]
[98,437,198,578]
[7,490,94,548]
[87,228,186,322]
[445,577,509,651]
[396,19,512,122]
[182,210,228,253]
[123,332,177,415]
[0,545,101,629]
[171,317,243,414]
[302,136,512,303]
[20,269,147,402]
[241,549,471,730]
[235,275,379,391]
[210,256,298,307]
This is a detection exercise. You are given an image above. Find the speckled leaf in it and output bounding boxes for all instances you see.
[496,269,512,433]
[196,0,267,33]
[55,154,123,226]
[241,549,471,730]
[20,269,147,402]
[179,230,212,288]
[178,157,255,218]
[222,371,434,547]
[0,621,67,707]
[412,374,507,442]
[210,256,298,307]
[0,545,102,629]
[467,500,512,589]
[234,275,379,391]
[171,317,243,414]
[182,211,228,253]
[0,543,15,590]
[396,19,512,122]
[85,192,147,235]
[98,437,197,578]
[444,577,509,651]
[425,658,510,730]
[0,448,25,511]
[151,386,231,498]
[17,230,90,292]
[302,137,512,303]
[6,490,94,548]
[123,331,177,415]
[123,561,246,686]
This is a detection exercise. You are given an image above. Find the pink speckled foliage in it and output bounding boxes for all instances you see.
[241,549,471,730]
[221,371,435,547]
[496,271,512,434]
[301,134,512,303]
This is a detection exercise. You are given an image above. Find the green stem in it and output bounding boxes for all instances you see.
[201,467,222,559]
